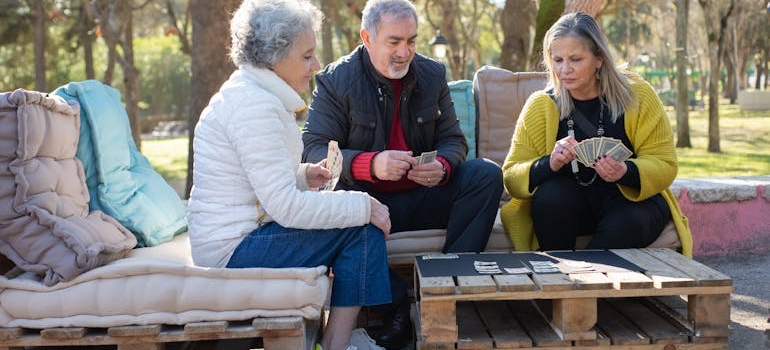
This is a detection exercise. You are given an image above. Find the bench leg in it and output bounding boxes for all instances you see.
[418,300,457,343]
[552,298,597,340]
[689,294,730,337]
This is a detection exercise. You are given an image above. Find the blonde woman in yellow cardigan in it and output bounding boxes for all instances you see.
[501,12,692,257]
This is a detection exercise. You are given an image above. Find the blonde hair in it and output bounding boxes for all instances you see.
[542,12,635,122]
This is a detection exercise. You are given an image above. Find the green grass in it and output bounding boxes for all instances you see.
[142,103,770,181]
[669,103,770,178]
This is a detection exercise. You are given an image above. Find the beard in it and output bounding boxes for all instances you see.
[387,58,410,79]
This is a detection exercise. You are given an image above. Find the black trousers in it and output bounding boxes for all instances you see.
[370,157,503,313]
[530,175,670,251]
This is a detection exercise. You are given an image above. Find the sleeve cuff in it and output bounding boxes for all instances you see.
[437,156,451,185]
[352,151,379,182]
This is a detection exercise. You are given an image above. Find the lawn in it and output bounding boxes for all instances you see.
[142,103,770,181]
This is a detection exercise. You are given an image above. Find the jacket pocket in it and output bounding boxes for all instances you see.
[348,109,377,147]
[413,106,441,145]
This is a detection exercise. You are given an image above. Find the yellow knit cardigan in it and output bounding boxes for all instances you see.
[500,78,693,257]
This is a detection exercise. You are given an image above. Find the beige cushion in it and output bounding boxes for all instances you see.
[0,233,329,328]
[473,66,548,167]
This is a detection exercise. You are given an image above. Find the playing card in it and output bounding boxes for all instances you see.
[422,253,459,260]
[417,150,437,164]
[321,140,342,191]
[606,142,633,162]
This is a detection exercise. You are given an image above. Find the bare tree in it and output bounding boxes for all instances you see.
[530,0,564,71]
[186,0,239,197]
[675,0,691,147]
[698,0,735,153]
[29,0,46,91]
[499,0,536,72]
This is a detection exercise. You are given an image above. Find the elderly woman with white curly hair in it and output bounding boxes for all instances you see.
[187,1,392,349]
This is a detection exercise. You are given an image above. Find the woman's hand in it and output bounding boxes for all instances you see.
[306,160,332,189]
[549,136,578,171]
[594,156,627,182]
[369,196,391,238]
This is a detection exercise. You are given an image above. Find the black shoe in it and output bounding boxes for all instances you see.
[368,299,412,350]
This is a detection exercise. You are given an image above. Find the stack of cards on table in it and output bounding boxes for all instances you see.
[529,260,559,273]
[474,260,502,274]
[321,140,343,191]
[416,150,437,164]
[560,259,596,273]
[573,136,632,167]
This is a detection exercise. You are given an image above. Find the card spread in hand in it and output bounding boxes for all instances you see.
[572,137,632,167]
[321,140,342,191]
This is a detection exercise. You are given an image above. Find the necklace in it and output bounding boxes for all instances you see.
[566,101,605,186]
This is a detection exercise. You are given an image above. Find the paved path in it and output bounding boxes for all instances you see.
[696,253,770,349]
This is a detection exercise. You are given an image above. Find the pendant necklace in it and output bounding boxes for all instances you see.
[566,101,604,186]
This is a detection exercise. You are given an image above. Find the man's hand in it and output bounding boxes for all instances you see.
[371,150,417,181]
[306,160,332,189]
[369,196,391,238]
[407,160,444,187]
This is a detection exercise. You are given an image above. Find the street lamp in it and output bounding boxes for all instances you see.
[428,30,448,59]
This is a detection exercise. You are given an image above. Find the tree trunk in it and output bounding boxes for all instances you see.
[563,0,602,17]
[118,1,141,150]
[320,0,335,65]
[530,0,565,71]
[187,0,239,197]
[80,0,95,80]
[31,0,46,91]
[499,0,536,72]
[675,0,690,148]
[698,0,734,153]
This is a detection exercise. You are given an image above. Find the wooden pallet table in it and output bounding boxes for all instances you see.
[0,316,319,350]
[414,248,733,349]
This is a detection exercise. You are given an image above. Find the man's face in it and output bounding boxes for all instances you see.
[361,13,417,79]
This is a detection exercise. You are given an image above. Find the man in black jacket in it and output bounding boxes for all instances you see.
[302,0,502,348]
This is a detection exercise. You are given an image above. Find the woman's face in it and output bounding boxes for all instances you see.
[549,35,603,100]
[273,28,321,94]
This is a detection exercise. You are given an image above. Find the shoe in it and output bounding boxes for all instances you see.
[348,328,385,350]
[368,300,412,350]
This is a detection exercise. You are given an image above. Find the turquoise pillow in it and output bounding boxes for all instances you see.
[448,80,476,159]
[53,80,187,247]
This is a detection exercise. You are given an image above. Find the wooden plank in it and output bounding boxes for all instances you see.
[184,321,228,334]
[457,275,497,294]
[109,325,162,337]
[117,343,164,350]
[40,327,87,340]
[418,300,458,343]
[612,249,697,288]
[456,302,493,349]
[569,272,614,290]
[531,273,576,291]
[552,298,597,340]
[474,300,533,348]
[596,298,651,345]
[493,274,536,292]
[643,248,733,287]
[252,316,304,330]
[689,294,731,338]
[413,303,454,350]
[505,300,570,348]
[606,297,690,344]
[420,276,457,295]
[606,271,655,289]
[0,328,22,341]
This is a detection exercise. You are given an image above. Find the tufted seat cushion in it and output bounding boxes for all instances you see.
[0,232,330,329]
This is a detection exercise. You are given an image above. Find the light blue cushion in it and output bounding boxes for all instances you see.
[448,80,476,159]
[53,80,187,247]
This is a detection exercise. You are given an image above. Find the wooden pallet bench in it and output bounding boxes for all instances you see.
[413,248,733,349]
[0,316,319,350]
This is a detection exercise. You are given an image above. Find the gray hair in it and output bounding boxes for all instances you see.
[542,12,634,123]
[230,0,322,68]
[361,0,418,39]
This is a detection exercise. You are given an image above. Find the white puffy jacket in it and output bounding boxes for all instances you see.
[187,65,371,268]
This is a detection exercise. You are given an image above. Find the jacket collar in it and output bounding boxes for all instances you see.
[359,46,418,94]
[239,64,307,114]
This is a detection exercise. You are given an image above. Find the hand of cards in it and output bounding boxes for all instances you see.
[573,136,632,167]
[320,140,342,191]
[415,150,437,165]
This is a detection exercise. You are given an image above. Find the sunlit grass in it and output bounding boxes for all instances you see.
[142,102,770,182]
[669,103,770,178]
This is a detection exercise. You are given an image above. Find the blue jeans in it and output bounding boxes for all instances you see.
[226,222,392,308]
